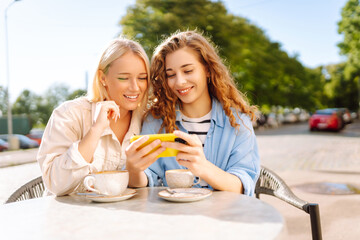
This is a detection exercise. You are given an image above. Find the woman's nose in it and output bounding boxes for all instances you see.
[129,78,140,91]
[175,73,187,85]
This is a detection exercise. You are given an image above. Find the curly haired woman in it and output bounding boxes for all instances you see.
[126,30,260,195]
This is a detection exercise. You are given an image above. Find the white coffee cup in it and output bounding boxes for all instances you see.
[165,169,201,188]
[83,170,129,196]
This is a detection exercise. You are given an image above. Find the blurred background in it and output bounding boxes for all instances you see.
[0,0,358,140]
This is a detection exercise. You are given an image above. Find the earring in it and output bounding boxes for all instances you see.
[102,83,106,87]
[207,77,211,84]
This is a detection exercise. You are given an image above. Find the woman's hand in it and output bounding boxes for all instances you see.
[161,130,242,193]
[125,135,166,173]
[160,130,212,177]
[93,101,120,132]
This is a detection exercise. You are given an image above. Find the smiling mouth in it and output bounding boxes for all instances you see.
[124,94,139,100]
[177,87,193,95]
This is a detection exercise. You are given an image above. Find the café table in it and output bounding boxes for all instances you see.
[0,187,283,240]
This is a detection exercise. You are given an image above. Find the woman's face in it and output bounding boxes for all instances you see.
[101,51,148,112]
[165,47,210,107]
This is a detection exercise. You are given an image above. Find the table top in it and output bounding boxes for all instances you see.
[0,187,283,240]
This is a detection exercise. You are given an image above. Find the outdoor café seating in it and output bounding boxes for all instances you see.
[255,166,322,240]
[3,167,321,239]
[5,176,44,204]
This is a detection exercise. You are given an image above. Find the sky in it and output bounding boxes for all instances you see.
[0,0,348,103]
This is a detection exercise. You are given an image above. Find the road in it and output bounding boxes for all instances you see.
[256,120,360,172]
[1,119,359,239]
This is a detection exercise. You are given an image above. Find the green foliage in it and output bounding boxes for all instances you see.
[338,0,360,73]
[0,86,8,116]
[119,0,325,111]
[325,63,359,110]
[67,89,87,100]
[9,85,86,128]
[12,90,39,127]
[336,0,360,110]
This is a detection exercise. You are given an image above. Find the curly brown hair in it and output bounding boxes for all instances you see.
[148,30,257,133]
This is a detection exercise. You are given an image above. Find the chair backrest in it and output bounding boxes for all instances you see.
[255,166,322,240]
[5,176,45,204]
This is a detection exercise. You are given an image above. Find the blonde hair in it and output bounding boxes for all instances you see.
[149,30,257,133]
[88,37,150,106]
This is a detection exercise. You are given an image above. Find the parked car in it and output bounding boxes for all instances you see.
[27,129,44,145]
[0,134,39,149]
[0,139,8,152]
[333,108,352,125]
[309,109,344,131]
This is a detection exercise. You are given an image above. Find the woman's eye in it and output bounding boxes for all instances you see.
[184,70,193,74]
[138,77,147,81]
[166,74,175,78]
[118,78,128,81]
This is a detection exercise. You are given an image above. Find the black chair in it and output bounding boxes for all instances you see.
[255,166,322,240]
[5,176,45,204]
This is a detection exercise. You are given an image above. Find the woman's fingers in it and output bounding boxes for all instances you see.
[177,159,191,168]
[137,139,162,157]
[126,136,166,171]
[103,101,120,120]
[176,152,195,161]
[128,135,150,152]
[137,146,166,169]
[173,130,201,147]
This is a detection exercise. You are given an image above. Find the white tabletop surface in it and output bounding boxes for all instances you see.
[0,187,283,240]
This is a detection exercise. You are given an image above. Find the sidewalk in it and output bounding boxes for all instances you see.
[256,120,360,239]
[268,170,360,240]
[0,148,38,168]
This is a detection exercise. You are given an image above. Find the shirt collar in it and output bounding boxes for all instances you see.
[175,98,224,127]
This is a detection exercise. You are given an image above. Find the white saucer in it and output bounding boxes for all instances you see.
[79,188,137,203]
[158,188,212,202]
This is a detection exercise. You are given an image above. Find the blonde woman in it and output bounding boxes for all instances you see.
[126,31,260,195]
[37,37,160,196]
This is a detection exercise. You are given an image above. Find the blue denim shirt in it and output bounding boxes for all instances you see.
[142,98,260,196]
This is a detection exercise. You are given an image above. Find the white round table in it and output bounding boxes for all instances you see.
[0,187,283,240]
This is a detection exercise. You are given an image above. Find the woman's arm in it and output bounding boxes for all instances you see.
[37,100,120,196]
[78,101,120,163]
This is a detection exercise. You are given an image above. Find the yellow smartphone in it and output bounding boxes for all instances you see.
[130,133,186,158]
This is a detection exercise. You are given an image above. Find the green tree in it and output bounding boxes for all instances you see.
[119,0,323,110]
[338,0,360,110]
[12,90,40,127]
[34,84,71,126]
[0,86,8,116]
[67,89,87,100]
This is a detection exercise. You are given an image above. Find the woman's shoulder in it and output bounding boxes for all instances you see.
[54,96,91,114]
[141,113,164,134]
[213,99,253,131]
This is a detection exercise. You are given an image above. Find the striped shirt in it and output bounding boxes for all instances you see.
[181,110,211,146]
[181,111,211,187]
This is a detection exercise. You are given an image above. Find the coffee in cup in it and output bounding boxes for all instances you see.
[165,169,200,188]
[83,170,129,196]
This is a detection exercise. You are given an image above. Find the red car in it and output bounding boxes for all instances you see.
[309,109,344,131]
[27,129,44,145]
[0,139,8,152]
